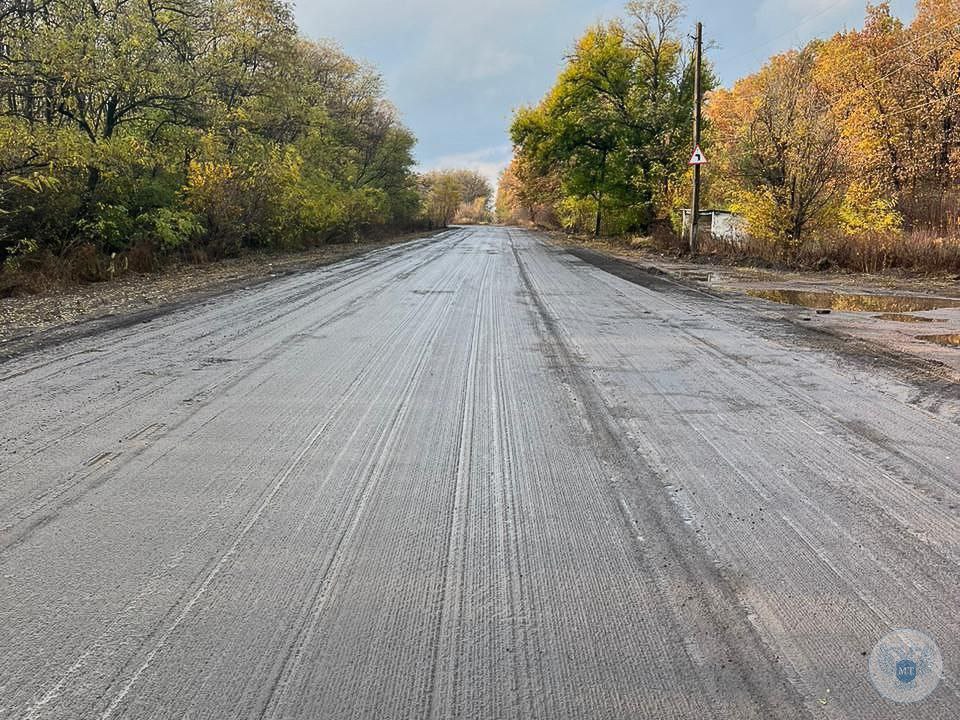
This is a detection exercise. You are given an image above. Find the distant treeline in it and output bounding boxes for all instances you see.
[0,0,490,285]
[499,0,960,272]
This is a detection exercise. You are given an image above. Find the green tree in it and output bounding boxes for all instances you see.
[512,23,634,236]
[509,0,713,237]
[0,0,421,267]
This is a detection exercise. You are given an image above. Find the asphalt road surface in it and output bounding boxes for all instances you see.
[2,226,958,719]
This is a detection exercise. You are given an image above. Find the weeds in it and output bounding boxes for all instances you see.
[691,230,960,275]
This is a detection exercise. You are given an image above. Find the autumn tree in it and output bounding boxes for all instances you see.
[707,47,845,248]
[496,156,560,226]
[0,0,421,267]
[815,1,960,230]
[418,170,472,228]
[509,0,711,237]
[446,169,493,207]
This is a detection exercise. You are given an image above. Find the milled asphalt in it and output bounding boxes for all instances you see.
[1,225,957,719]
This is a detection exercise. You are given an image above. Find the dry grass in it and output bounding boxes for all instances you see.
[0,228,436,299]
[694,230,960,276]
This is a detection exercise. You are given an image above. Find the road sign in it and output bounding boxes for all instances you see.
[689,145,707,166]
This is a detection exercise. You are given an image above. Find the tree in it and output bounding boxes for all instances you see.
[418,170,464,228]
[513,23,637,236]
[708,48,845,248]
[743,49,845,245]
[625,0,704,217]
[508,0,712,237]
[0,0,422,266]
[814,1,960,230]
[446,169,492,206]
[496,156,560,226]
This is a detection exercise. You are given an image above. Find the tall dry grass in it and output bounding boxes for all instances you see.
[695,230,960,275]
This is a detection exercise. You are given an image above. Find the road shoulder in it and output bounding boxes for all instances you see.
[546,236,960,423]
[0,231,444,360]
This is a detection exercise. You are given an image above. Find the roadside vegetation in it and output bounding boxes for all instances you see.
[499,0,960,274]
[0,0,489,296]
[502,0,710,240]
[419,169,494,228]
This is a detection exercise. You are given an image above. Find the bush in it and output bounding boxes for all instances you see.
[136,208,204,253]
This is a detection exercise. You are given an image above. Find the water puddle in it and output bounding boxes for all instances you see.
[748,289,960,313]
[874,314,944,323]
[918,334,960,348]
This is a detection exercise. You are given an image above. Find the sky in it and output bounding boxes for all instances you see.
[294,0,917,189]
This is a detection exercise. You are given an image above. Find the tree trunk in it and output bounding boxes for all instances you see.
[940,114,953,169]
[594,150,608,237]
[86,166,101,194]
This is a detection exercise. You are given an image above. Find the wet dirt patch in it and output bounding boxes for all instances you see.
[674,270,717,283]
[748,289,960,313]
[918,334,960,348]
[874,314,945,323]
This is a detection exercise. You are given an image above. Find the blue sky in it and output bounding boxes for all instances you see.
[294,0,916,187]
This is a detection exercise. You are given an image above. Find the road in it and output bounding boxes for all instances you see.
[1,226,958,719]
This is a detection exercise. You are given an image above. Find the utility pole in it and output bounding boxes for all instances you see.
[689,21,703,254]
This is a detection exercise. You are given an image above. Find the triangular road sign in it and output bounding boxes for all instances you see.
[688,145,707,166]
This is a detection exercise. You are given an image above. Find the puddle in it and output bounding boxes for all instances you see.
[874,314,945,323]
[918,334,960,348]
[748,289,960,313]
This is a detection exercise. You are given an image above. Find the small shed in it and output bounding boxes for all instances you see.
[681,209,747,246]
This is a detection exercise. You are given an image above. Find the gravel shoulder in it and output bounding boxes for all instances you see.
[0,230,439,357]
[550,234,960,382]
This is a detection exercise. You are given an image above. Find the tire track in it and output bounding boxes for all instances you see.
[509,232,811,720]
[517,230,960,717]
[562,246,960,568]
[423,255,491,720]
[14,233,471,720]
[254,257,481,720]
[0,231,464,472]
[0,232,471,544]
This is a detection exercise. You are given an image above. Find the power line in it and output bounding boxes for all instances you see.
[866,16,960,64]
[882,93,958,122]
[845,21,960,98]
[720,0,850,67]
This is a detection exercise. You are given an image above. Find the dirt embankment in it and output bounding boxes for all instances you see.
[0,231,438,352]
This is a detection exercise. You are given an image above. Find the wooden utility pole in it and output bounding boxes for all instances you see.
[689,21,703,254]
